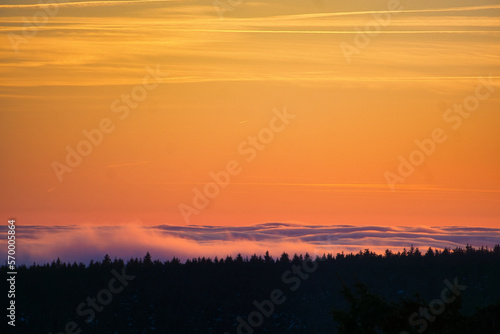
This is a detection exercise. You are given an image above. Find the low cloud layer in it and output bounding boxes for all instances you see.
[2,223,499,265]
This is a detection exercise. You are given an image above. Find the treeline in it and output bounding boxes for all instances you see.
[2,244,499,334]
[16,244,500,269]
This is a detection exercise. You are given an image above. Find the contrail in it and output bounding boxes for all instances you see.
[265,4,500,21]
[106,160,150,168]
[0,0,179,9]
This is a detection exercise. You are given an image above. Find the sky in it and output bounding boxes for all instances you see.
[0,0,499,264]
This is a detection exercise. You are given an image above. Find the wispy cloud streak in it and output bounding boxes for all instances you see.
[0,0,179,9]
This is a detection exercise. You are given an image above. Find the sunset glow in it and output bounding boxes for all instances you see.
[1,0,499,264]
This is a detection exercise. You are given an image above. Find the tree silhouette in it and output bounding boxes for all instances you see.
[3,245,499,333]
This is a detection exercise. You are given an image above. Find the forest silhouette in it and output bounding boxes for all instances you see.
[2,245,499,333]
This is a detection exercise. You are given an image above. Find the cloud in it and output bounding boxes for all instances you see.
[0,0,180,10]
[264,4,500,20]
[2,222,499,265]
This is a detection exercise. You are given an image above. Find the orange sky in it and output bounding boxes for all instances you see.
[1,0,499,245]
